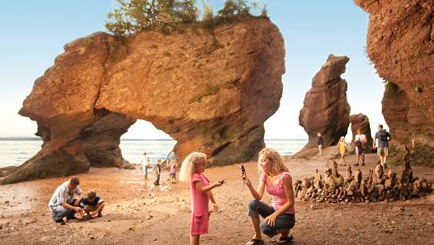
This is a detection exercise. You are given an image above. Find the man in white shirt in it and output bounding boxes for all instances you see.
[354,129,367,166]
[141,152,150,180]
[48,176,84,223]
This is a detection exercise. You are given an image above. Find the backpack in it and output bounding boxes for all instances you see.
[380,130,389,141]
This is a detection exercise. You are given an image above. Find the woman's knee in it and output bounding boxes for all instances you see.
[248,200,261,211]
[247,200,262,217]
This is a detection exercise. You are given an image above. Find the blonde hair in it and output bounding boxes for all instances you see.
[87,190,96,199]
[258,148,288,173]
[179,152,207,182]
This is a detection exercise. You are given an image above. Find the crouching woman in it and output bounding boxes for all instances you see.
[241,148,295,245]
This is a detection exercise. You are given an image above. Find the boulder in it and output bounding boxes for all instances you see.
[1,16,285,184]
[298,55,351,155]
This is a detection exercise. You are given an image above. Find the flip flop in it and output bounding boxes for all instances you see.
[245,239,264,245]
[277,235,293,244]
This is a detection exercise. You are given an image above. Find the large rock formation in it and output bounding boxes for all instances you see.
[349,113,373,152]
[298,55,351,156]
[355,0,434,166]
[1,16,285,184]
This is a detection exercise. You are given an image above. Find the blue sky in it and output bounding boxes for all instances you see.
[0,0,385,139]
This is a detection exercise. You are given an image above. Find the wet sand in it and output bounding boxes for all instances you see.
[0,153,433,244]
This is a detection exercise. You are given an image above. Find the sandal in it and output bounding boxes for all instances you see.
[277,235,293,244]
[245,238,265,245]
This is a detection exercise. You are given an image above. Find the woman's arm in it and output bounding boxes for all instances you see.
[264,175,294,226]
[243,175,265,200]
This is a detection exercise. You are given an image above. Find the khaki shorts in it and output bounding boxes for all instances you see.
[377,147,388,157]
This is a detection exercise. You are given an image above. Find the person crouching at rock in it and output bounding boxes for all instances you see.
[241,148,295,245]
[48,176,85,223]
[179,152,225,245]
[79,190,105,219]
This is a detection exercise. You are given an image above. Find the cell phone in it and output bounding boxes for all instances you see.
[239,165,246,175]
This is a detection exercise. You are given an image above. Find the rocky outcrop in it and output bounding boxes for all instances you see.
[297,55,351,156]
[349,113,373,152]
[355,0,434,166]
[1,16,285,184]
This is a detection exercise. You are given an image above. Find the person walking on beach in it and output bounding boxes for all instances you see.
[241,148,295,245]
[169,159,178,184]
[338,136,347,166]
[317,132,324,156]
[354,129,367,166]
[141,152,150,180]
[48,176,85,223]
[154,159,162,186]
[179,152,224,245]
[373,124,391,168]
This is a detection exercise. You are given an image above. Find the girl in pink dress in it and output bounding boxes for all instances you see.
[179,152,225,245]
[241,148,296,245]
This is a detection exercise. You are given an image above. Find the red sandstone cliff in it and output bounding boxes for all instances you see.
[1,16,285,184]
[355,0,434,166]
[298,55,351,156]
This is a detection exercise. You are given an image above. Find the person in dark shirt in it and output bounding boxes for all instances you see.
[317,132,324,156]
[79,190,105,218]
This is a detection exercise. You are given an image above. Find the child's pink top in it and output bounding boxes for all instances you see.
[190,173,210,235]
[261,171,295,214]
[170,163,176,174]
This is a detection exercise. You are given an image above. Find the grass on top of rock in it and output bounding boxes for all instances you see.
[105,0,267,38]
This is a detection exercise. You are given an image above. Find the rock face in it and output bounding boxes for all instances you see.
[349,113,373,152]
[298,55,351,154]
[355,0,434,166]
[1,17,285,184]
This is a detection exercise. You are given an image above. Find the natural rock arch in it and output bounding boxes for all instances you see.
[1,17,285,184]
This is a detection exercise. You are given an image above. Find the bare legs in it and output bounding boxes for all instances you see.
[190,235,200,245]
[251,216,263,240]
[340,153,346,166]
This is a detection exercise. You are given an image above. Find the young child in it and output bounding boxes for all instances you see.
[338,136,347,166]
[79,190,105,219]
[179,152,224,245]
[169,160,178,184]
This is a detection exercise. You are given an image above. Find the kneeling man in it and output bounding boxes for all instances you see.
[48,176,84,223]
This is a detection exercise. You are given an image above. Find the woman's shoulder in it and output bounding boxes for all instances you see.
[280,171,292,180]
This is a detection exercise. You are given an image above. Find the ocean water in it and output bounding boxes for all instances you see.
[0,139,307,168]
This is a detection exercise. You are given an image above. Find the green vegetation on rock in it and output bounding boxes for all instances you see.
[105,0,263,37]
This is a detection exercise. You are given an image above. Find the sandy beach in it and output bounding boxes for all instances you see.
[1,153,433,245]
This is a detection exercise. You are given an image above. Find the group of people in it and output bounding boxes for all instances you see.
[48,176,105,224]
[179,148,295,245]
[316,124,391,168]
[141,152,178,186]
[48,125,391,244]
[48,148,295,245]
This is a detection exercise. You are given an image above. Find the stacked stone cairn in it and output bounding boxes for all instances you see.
[294,148,433,204]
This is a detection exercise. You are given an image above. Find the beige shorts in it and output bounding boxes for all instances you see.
[377,147,389,157]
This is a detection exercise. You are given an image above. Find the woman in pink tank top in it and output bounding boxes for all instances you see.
[241,148,295,245]
[179,152,225,245]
